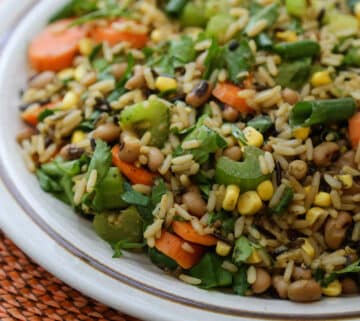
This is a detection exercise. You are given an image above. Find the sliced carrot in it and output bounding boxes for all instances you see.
[90,19,148,48]
[28,19,87,72]
[111,145,156,186]
[349,112,360,148]
[155,230,204,269]
[21,103,56,126]
[173,221,218,246]
[212,82,254,114]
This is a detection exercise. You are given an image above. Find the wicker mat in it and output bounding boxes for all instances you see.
[0,232,140,321]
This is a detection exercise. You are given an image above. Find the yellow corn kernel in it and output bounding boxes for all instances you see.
[247,249,262,264]
[306,207,326,225]
[337,174,353,189]
[151,29,163,43]
[243,127,264,148]
[322,280,342,297]
[313,192,332,208]
[57,68,74,81]
[237,191,263,216]
[301,238,315,259]
[256,180,274,201]
[276,30,298,42]
[75,65,87,82]
[61,91,79,110]
[71,130,86,144]
[78,38,94,56]
[222,185,241,211]
[216,241,232,257]
[293,127,311,141]
[311,70,332,87]
[355,3,360,21]
[155,76,178,92]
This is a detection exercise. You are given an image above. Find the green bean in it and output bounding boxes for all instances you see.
[166,0,188,15]
[290,98,356,127]
[274,40,320,59]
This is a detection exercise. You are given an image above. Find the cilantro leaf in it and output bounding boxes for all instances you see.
[231,125,248,145]
[189,253,232,289]
[232,236,253,264]
[112,240,146,258]
[275,58,311,90]
[121,189,150,207]
[203,38,224,79]
[224,40,255,84]
[233,265,250,295]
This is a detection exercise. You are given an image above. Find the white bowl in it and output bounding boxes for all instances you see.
[0,1,359,320]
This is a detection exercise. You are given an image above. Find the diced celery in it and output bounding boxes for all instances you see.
[206,14,234,44]
[328,12,359,36]
[180,2,207,27]
[286,0,307,17]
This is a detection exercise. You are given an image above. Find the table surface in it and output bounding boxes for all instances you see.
[0,232,140,321]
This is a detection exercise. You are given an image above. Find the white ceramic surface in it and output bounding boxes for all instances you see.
[0,1,359,321]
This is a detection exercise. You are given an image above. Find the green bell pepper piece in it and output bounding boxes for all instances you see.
[215,146,271,191]
[92,167,127,210]
[120,96,170,148]
[274,40,320,59]
[180,2,207,27]
[148,247,178,271]
[93,206,143,244]
[286,0,307,17]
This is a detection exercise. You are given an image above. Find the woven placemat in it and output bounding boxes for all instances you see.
[0,232,140,321]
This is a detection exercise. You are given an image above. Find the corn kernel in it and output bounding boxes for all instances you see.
[71,130,86,144]
[222,185,241,211]
[355,3,360,21]
[276,30,298,42]
[75,65,87,82]
[257,180,274,201]
[57,68,74,81]
[293,127,311,141]
[304,186,312,196]
[247,249,262,264]
[322,280,342,297]
[216,241,232,257]
[151,29,163,43]
[237,191,263,216]
[313,192,332,208]
[301,238,315,259]
[311,71,332,87]
[243,127,264,148]
[306,207,326,225]
[78,38,94,56]
[61,91,79,110]
[155,76,178,92]
[337,174,353,189]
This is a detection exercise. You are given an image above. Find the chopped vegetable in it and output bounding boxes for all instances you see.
[112,240,146,258]
[28,19,87,71]
[212,83,253,114]
[93,206,143,243]
[343,47,360,67]
[349,112,360,147]
[274,40,320,59]
[189,253,232,289]
[245,3,279,36]
[48,0,97,23]
[247,115,273,134]
[111,145,156,186]
[286,0,307,17]
[173,221,218,246]
[290,98,356,127]
[166,0,188,15]
[155,230,204,269]
[206,14,234,43]
[21,103,57,126]
[215,146,271,191]
[327,11,359,37]
[176,121,227,164]
[148,247,178,271]
[275,58,311,90]
[223,40,255,85]
[180,2,207,27]
[269,186,294,215]
[90,19,148,48]
[203,38,223,80]
[120,97,170,148]
[233,265,250,295]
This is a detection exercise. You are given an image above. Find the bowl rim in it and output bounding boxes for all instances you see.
[1,1,360,320]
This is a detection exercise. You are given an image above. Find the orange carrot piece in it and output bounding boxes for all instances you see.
[173,221,218,246]
[90,19,148,48]
[349,112,360,148]
[21,103,56,126]
[155,230,204,269]
[212,82,253,114]
[111,145,156,186]
[28,19,87,72]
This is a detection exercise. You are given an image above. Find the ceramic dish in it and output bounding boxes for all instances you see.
[0,1,360,320]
